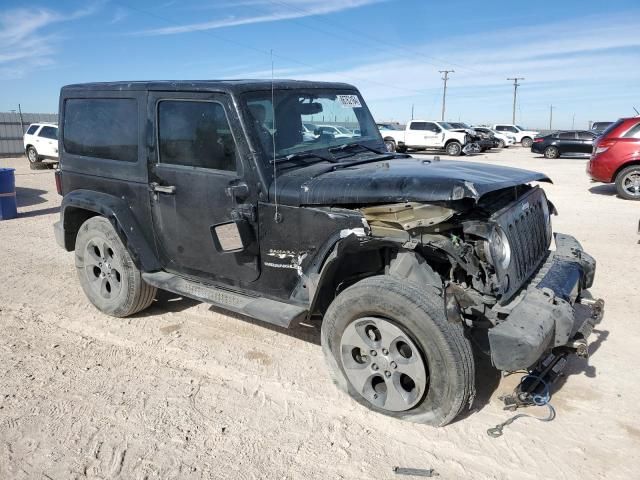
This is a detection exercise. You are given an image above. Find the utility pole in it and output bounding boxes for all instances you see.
[572,113,575,130]
[439,70,454,121]
[411,104,414,120]
[507,77,524,124]
[588,120,593,130]
[549,105,554,130]
[17,103,24,133]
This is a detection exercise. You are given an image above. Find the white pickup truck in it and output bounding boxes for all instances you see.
[491,124,539,148]
[378,120,471,156]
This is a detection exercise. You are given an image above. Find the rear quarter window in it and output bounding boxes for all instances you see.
[26,125,39,135]
[63,98,138,162]
[623,122,640,139]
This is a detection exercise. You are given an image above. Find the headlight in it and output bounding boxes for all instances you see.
[485,226,511,270]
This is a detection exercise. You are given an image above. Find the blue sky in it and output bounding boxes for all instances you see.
[1,0,639,129]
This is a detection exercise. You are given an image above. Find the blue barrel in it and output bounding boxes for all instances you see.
[0,167,18,220]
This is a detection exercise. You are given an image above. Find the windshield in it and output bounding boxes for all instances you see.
[516,125,526,131]
[242,89,381,161]
[439,122,455,130]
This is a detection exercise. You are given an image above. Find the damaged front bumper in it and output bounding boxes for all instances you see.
[488,233,604,371]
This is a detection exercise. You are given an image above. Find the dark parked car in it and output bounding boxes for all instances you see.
[591,121,613,134]
[588,117,640,200]
[531,130,596,158]
[54,80,603,426]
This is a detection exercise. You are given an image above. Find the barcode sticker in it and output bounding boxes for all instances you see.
[337,95,362,108]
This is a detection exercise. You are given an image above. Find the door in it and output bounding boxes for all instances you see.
[36,126,58,157]
[148,92,260,283]
[406,121,440,148]
[557,131,580,155]
[576,131,596,155]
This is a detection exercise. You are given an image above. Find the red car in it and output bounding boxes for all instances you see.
[588,117,640,200]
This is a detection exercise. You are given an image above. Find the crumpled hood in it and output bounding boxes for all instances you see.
[272,157,551,206]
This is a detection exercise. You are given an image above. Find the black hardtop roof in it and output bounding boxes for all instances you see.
[61,79,356,94]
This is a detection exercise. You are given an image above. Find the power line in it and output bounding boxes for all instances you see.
[507,77,525,124]
[262,0,491,76]
[114,2,437,99]
[439,70,454,121]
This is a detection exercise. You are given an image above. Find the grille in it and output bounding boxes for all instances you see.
[493,187,551,303]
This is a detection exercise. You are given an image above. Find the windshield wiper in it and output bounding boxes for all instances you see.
[329,142,385,157]
[270,152,338,164]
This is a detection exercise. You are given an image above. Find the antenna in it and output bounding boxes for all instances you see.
[271,50,281,223]
[633,106,640,116]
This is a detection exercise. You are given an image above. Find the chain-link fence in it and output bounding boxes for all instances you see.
[0,112,58,157]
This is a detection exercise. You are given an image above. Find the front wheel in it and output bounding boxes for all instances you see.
[445,141,462,156]
[615,165,640,200]
[75,216,157,316]
[384,139,396,152]
[497,139,505,148]
[321,276,475,426]
[521,137,533,148]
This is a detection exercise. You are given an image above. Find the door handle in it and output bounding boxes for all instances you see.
[150,182,176,194]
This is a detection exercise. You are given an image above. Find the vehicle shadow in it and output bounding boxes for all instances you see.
[208,305,322,346]
[143,289,200,315]
[18,206,60,218]
[589,184,617,196]
[16,186,48,207]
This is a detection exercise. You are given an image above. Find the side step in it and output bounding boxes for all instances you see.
[142,271,308,329]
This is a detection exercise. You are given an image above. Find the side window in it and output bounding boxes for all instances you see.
[623,122,640,139]
[64,98,138,162]
[495,126,506,131]
[577,131,595,140]
[158,100,237,172]
[39,126,58,140]
[558,132,576,140]
[424,123,440,133]
[507,126,518,133]
[26,125,39,135]
[410,122,427,130]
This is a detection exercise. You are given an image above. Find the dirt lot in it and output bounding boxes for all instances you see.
[1,148,639,480]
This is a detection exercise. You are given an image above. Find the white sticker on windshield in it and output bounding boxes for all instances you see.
[337,95,362,108]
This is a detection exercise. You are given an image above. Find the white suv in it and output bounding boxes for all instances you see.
[492,124,539,148]
[23,123,59,169]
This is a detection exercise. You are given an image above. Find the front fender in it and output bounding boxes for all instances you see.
[59,189,161,271]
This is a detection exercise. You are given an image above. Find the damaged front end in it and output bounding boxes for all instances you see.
[358,185,604,373]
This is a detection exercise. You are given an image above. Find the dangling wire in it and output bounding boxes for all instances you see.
[487,374,556,438]
[270,49,280,223]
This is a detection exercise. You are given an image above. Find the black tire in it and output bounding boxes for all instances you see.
[521,137,533,148]
[75,216,157,317]
[544,146,559,159]
[445,141,462,156]
[396,144,407,153]
[497,139,505,148]
[384,139,396,153]
[321,276,474,427]
[615,165,640,200]
[26,146,44,169]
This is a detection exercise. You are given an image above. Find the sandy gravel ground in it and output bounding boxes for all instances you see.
[1,148,639,480]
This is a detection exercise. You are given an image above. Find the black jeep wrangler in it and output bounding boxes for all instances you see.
[54,80,603,426]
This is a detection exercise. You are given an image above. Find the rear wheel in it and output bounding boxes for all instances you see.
[321,276,475,426]
[446,141,462,156]
[615,165,640,200]
[521,137,533,148]
[75,216,157,316]
[544,146,559,159]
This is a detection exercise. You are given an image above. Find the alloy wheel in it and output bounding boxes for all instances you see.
[622,171,640,197]
[84,238,123,300]
[339,316,428,412]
